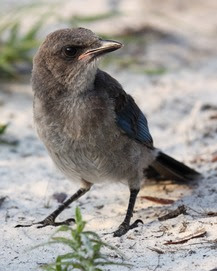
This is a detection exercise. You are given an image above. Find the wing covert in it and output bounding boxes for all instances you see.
[116,95,153,148]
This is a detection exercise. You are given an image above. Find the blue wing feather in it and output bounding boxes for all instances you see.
[116,96,153,147]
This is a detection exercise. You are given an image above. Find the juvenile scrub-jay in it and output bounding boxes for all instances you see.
[16,28,200,237]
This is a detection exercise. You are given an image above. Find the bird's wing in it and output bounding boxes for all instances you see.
[115,95,153,148]
[95,70,153,148]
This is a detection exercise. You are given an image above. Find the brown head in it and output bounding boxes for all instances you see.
[32,28,122,97]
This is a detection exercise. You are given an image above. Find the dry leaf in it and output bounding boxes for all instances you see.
[141,196,175,205]
[205,211,217,217]
[211,155,217,163]
[210,114,217,120]
[164,228,206,245]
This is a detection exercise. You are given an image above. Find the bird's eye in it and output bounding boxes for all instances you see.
[63,46,78,58]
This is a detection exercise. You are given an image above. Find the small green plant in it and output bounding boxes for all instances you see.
[67,12,119,26]
[0,2,52,79]
[41,207,129,271]
[0,19,42,78]
[0,123,8,135]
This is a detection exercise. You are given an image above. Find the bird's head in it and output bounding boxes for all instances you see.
[33,28,122,90]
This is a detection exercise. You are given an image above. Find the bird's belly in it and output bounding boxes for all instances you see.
[48,141,125,184]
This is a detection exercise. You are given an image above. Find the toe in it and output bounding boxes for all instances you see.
[113,224,129,237]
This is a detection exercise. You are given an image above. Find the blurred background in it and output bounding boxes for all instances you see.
[1,0,217,79]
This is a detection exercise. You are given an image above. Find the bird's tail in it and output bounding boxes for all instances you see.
[144,151,201,182]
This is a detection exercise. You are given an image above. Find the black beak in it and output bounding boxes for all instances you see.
[78,39,123,60]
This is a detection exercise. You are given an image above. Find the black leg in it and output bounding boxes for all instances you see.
[113,189,142,237]
[15,187,90,228]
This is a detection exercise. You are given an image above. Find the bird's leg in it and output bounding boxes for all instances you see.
[16,185,91,228]
[113,188,142,237]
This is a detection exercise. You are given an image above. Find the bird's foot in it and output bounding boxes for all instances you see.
[15,215,75,229]
[113,219,143,237]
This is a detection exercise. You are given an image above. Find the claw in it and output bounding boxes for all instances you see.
[129,219,143,229]
[36,218,75,228]
[15,217,75,228]
[113,224,129,237]
[113,219,143,237]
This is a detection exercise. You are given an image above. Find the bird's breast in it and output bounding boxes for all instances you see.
[33,95,126,182]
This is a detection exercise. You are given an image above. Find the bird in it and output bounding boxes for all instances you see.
[16,27,201,237]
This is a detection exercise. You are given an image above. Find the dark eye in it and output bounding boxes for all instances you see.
[63,46,78,58]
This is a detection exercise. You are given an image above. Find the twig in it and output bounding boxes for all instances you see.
[147,246,164,254]
[158,205,187,221]
[164,228,206,245]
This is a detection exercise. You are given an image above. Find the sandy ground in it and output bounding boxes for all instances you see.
[1,1,217,271]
